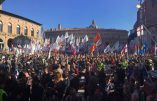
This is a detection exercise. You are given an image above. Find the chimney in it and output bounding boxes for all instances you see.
[58,24,62,30]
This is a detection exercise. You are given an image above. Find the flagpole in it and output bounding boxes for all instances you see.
[155,43,156,56]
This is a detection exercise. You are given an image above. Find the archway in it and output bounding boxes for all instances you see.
[7,38,14,48]
[0,38,4,51]
[7,38,14,52]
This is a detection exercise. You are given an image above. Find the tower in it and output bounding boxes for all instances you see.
[88,20,98,28]
[92,20,96,26]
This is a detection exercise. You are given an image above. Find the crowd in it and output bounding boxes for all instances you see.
[0,52,157,101]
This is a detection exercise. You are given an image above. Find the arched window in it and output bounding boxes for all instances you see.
[0,21,3,32]
[24,26,28,35]
[37,30,39,35]
[8,23,12,33]
[17,25,20,34]
[31,28,34,36]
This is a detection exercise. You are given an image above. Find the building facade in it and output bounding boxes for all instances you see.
[45,20,128,51]
[0,10,43,51]
[129,0,157,53]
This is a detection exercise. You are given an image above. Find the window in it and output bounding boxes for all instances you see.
[24,26,28,35]
[31,28,34,36]
[37,30,39,35]
[0,21,3,32]
[8,23,12,33]
[16,25,20,34]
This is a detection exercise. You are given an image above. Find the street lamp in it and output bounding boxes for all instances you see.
[136,4,141,9]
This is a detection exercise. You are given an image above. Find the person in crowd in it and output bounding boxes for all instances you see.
[0,53,156,101]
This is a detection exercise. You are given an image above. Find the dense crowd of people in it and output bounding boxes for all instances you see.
[0,52,157,101]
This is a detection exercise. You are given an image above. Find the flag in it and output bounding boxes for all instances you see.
[76,37,80,46]
[83,35,89,43]
[65,32,69,39]
[89,43,96,53]
[111,41,120,52]
[48,42,61,59]
[60,34,65,42]
[60,35,66,46]
[94,34,102,46]
[68,34,74,43]
[155,44,157,52]
[96,39,102,47]
[94,34,101,43]
[69,35,75,45]
[104,45,111,53]
[56,36,61,44]
[89,34,101,53]
[53,42,60,51]
[121,44,128,54]
[137,25,144,36]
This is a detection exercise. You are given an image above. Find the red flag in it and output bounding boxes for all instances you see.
[89,44,96,53]
[94,34,101,43]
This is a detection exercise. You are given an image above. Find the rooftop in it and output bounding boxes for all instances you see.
[45,27,128,33]
[46,20,128,32]
[0,10,42,26]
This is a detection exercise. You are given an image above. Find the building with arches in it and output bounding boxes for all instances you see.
[0,10,43,51]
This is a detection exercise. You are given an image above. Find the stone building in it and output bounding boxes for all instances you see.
[45,20,128,50]
[129,0,157,51]
[0,10,43,51]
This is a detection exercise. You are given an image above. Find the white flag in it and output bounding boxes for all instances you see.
[104,45,111,53]
[56,36,61,44]
[121,44,128,54]
[65,32,69,39]
[67,34,73,43]
[83,35,89,43]
[111,41,120,52]
[76,37,79,46]
[60,35,65,42]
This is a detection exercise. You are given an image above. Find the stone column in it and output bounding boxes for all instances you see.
[4,37,8,51]
[0,43,1,50]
